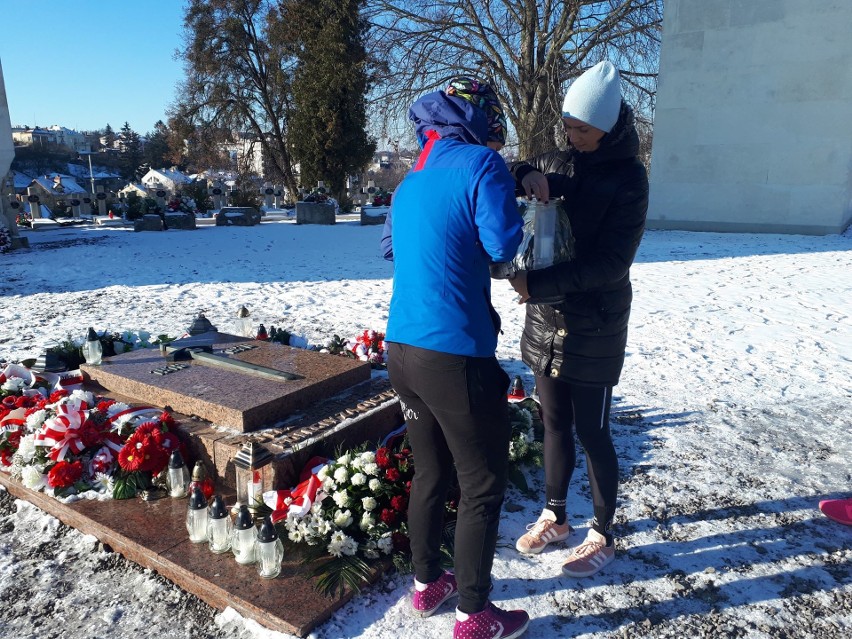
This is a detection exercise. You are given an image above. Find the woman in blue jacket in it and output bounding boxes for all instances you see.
[381,78,528,639]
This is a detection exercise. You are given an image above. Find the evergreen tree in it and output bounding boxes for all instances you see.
[143,120,172,171]
[119,122,144,181]
[285,0,375,200]
[102,123,116,151]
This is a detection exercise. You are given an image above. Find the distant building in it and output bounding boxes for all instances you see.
[140,167,191,194]
[27,174,88,213]
[12,125,90,153]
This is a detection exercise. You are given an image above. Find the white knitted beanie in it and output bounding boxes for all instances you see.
[561,61,622,133]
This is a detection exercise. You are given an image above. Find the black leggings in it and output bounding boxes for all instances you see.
[536,375,618,539]
[387,342,511,613]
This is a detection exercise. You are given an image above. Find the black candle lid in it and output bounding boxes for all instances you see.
[234,504,254,530]
[168,450,185,469]
[189,485,207,510]
[209,494,228,519]
[257,515,278,542]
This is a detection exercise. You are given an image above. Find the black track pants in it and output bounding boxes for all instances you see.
[387,342,511,613]
[536,375,618,538]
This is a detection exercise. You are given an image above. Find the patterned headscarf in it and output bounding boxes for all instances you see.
[445,77,507,145]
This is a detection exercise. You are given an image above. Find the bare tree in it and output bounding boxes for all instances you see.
[172,0,300,194]
[365,0,662,157]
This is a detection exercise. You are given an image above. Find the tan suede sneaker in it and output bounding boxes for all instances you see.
[515,511,573,555]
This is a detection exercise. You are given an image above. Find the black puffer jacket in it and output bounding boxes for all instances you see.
[510,102,648,386]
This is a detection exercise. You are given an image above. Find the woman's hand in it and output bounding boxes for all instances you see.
[521,171,549,203]
[509,270,530,304]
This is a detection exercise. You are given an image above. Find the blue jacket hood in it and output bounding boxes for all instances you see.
[408,91,489,148]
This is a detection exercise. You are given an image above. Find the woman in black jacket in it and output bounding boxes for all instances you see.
[508,61,648,577]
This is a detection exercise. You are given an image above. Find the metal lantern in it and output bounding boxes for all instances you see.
[187,312,217,336]
[256,515,284,579]
[231,504,257,565]
[186,486,208,543]
[234,305,253,338]
[233,442,274,517]
[207,494,233,554]
[82,327,103,366]
[166,450,190,498]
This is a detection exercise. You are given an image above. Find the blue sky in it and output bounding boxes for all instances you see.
[1,0,186,135]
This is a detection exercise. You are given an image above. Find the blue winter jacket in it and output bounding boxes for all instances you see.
[380,91,523,357]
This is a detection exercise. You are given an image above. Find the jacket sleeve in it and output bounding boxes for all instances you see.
[473,152,523,263]
[380,205,394,261]
[527,170,648,296]
[509,150,572,198]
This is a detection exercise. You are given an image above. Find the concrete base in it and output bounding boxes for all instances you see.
[296,202,335,225]
[0,473,382,637]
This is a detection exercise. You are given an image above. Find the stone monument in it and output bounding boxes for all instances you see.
[81,328,401,490]
[0,59,28,249]
[649,0,852,235]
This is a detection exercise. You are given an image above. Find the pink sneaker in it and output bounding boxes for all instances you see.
[820,498,852,526]
[454,603,529,639]
[516,511,573,554]
[412,571,458,617]
[561,529,615,577]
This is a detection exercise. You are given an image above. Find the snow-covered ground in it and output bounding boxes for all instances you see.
[1,219,850,638]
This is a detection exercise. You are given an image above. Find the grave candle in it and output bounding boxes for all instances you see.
[82,327,103,365]
[230,504,257,565]
[166,450,190,498]
[185,486,208,543]
[207,495,233,553]
[256,515,284,579]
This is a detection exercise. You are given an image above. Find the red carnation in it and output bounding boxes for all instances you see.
[158,411,176,428]
[96,400,115,412]
[380,508,397,525]
[375,447,391,469]
[2,397,16,408]
[390,495,408,513]
[47,460,83,489]
[80,421,104,448]
[385,468,401,482]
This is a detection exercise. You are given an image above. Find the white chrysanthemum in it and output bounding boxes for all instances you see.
[21,465,47,491]
[16,434,38,463]
[377,534,393,555]
[322,477,336,492]
[1,376,25,392]
[363,462,380,477]
[359,451,376,465]
[333,509,353,528]
[327,530,347,557]
[359,513,375,531]
[362,496,377,511]
[368,478,381,491]
[106,402,130,416]
[341,536,358,556]
[332,490,350,508]
[350,472,366,486]
[333,467,349,484]
[317,465,330,480]
[24,409,48,431]
[289,529,304,543]
[92,472,113,493]
[336,453,352,466]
